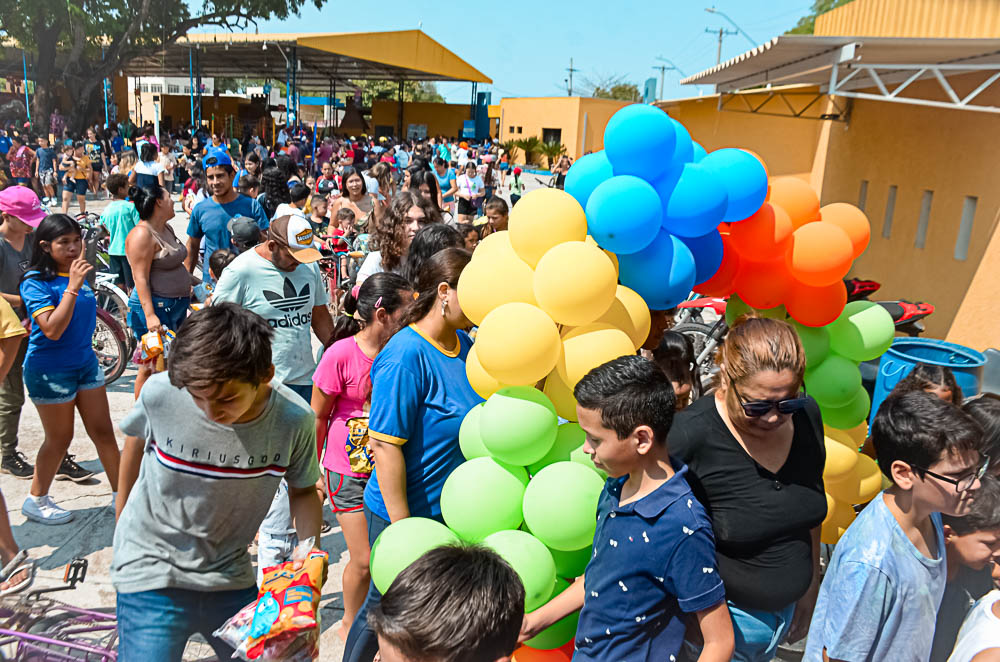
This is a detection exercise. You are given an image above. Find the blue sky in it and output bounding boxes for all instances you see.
[250,1,815,103]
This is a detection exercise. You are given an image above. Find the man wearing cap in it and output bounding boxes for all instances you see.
[226,216,262,253]
[211,214,333,574]
[185,148,269,284]
[0,188,44,478]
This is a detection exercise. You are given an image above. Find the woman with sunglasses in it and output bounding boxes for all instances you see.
[668,315,826,662]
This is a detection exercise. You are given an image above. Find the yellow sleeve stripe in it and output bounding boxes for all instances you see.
[31,306,55,318]
[370,430,407,446]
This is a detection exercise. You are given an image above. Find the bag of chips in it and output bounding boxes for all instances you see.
[214,538,328,660]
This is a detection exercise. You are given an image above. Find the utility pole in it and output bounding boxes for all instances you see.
[652,65,668,100]
[566,58,579,96]
[706,27,738,65]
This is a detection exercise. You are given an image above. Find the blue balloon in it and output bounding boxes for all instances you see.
[604,105,676,181]
[679,230,724,285]
[661,163,729,238]
[669,118,694,166]
[617,230,697,310]
[698,148,768,223]
[585,175,662,255]
[564,151,613,210]
[692,142,708,163]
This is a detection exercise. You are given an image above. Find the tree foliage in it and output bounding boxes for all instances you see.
[512,136,542,165]
[0,0,325,134]
[353,80,445,106]
[786,0,854,34]
[538,140,567,168]
[583,74,641,101]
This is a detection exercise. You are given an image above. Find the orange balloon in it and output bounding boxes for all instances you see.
[786,278,848,327]
[729,202,793,261]
[821,203,870,258]
[735,257,791,310]
[786,222,854,287]
[769,177,820,229]
[513,645,572,662]
[695,233,740,297]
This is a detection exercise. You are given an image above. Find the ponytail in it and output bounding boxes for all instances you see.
[330,272,411,346]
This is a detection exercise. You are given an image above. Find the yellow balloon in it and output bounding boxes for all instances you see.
[458,242,536,326]
[855,453,883,504]
[821,499,857,544]
[476,302,561,386]
[846,421,869,447]
[472,230,514,262]
[595,285,652,350]
[557,324,637,389]
[823,436,859,481]
[585,235,620,275]
[543,371,579,421]
[466,345,508,399]
[821,492,836,528]
[824,425,858,449]
[533,241,617,327]
[826,468,861,504]
[508,188,587,267]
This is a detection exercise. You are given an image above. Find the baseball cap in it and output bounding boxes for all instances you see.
[0,187,46,227]
[268,215,322,263]
[227,216,261,251]
[202,148,232,169]
[513,167,522,175]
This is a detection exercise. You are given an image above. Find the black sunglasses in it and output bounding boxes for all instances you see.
[731,382,810,418]
[909,456,990,493]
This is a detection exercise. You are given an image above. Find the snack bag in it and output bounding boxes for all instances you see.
[137,328,176,372]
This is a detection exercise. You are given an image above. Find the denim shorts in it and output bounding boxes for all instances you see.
[23,354,105,405]
[127,292,190,341]
[65,178,89,195]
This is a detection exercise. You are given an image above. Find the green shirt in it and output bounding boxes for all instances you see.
[102,200,140,256]
[509,174,524,196]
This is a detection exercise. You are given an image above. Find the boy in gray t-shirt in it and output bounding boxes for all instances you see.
[113,303,322,660]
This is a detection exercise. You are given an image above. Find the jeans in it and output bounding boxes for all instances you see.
[682,599,796,662]
[342,505,392,662]
[127,291,190,340]
[0,339,25,456]
[257,530,297,584]
[285,382,313,403]
[23,354,104,405]
[116,585,258,661]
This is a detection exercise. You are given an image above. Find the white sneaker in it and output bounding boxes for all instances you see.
[21,495,74,525]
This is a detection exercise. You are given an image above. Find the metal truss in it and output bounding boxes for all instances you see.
[717,88,850,121]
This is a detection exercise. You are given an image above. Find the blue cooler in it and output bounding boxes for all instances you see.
[869,338,986,424]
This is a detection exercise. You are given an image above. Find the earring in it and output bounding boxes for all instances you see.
[441,299,448,316]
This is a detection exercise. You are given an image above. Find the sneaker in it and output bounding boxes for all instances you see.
[1,452,33,479]
[55,455,95,482]
[21,495,74,525]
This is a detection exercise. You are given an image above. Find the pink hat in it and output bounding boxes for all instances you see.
[0,187,46,227]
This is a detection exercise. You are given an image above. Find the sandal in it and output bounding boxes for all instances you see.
[0,549,36,597]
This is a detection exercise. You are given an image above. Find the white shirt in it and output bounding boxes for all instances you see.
[274,203,307,221]
[457,173,485,199]
[356,251,383,285]
[948,591,1000,662]
[134,160,164,176]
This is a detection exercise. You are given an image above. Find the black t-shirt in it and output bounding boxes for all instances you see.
[667,394,827,611]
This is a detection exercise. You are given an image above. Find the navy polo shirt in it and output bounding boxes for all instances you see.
[574,461,726,662]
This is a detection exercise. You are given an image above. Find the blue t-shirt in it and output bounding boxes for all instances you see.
[186,194,269,283]
[574,463,726,661]
[395,150,410,170]
[35,147,55,172]
[0,136,10,155]
[435,168,457,202]
[364,325,482,521]
[20,272,97,371]
[111,136,125,154]
[804,493,946,662]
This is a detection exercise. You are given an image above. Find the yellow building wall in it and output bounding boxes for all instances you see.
[575,98,633,156]
[499,97,580,163]
[816,0,1000,38]
[371,100,472,140]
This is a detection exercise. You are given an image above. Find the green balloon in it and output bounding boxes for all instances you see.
[547,544,592,579]
[528,422,586,474]
[725,294,752,327]
[523,461,605,551]
[758,304,788,321]
[828,300,895,362]
[791,321,831,368]
[480,386,558,466]
[526,577,579,649]
[459,403,489,460]
[570,444,607,479]
[441,457,528,542]
[370,518,458,593]
[820,386,871,430]
[484,529,556,612]
[805,353,862,409]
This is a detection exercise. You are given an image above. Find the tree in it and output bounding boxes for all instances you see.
[538,140,567,168]
[787,0,854,34]
[353,80,445,106]
[583,74,641,101]
[0,0,325,135]
[512,136,542,166]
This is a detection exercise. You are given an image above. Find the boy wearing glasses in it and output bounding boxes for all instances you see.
[804,391,987,662]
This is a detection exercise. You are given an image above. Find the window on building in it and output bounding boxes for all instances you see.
[914,190,933,249]
[508,126,514,134]
[167,84,180,94]
[954,196,978,261]
[881,185,897,239]
[858,180,869,212]
[516,126,523,134]
[150,84,163,93]
[140,84,149,93]
[542,128,562,144]
[184,86,191,94]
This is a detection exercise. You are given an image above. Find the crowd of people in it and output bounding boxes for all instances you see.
[0,114,996,662]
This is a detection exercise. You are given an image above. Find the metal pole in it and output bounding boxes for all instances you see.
[332,78,337,130]
[102,47,109,129]
[21,51,30,123]
[716,28,723,65]
[189,48,195,126]
[398,79,404,140]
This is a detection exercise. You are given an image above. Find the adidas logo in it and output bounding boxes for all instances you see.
[263,279,311,313]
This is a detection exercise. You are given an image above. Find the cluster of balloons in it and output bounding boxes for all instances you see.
[564,104,770,311]
[820,424,887,543]
[370,385,607,653]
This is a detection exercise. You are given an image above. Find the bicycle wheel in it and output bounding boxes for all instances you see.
[674,321,722,390]
[93,309,128,385]
[94,283,136,355]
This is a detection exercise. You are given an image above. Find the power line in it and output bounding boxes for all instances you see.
[566,57,580,96]
[705,27,738,65]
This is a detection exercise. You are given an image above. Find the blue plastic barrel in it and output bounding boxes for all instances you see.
[869,338,986,424]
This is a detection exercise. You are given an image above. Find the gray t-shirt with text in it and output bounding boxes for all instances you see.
[0,236,33,318]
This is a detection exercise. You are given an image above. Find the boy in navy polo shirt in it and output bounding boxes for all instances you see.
[521,355,733,662]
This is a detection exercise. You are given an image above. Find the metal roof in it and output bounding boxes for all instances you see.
[122,29,491,88]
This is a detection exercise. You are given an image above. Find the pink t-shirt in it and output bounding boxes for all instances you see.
[313,336,374,477]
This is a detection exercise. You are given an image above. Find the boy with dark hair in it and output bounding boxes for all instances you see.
[237,173,259,199]
[804,391,988,662]
[930,476,1000,662]
[113,303,322,659]
[370,544,525,662]
[522,355,734,661]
